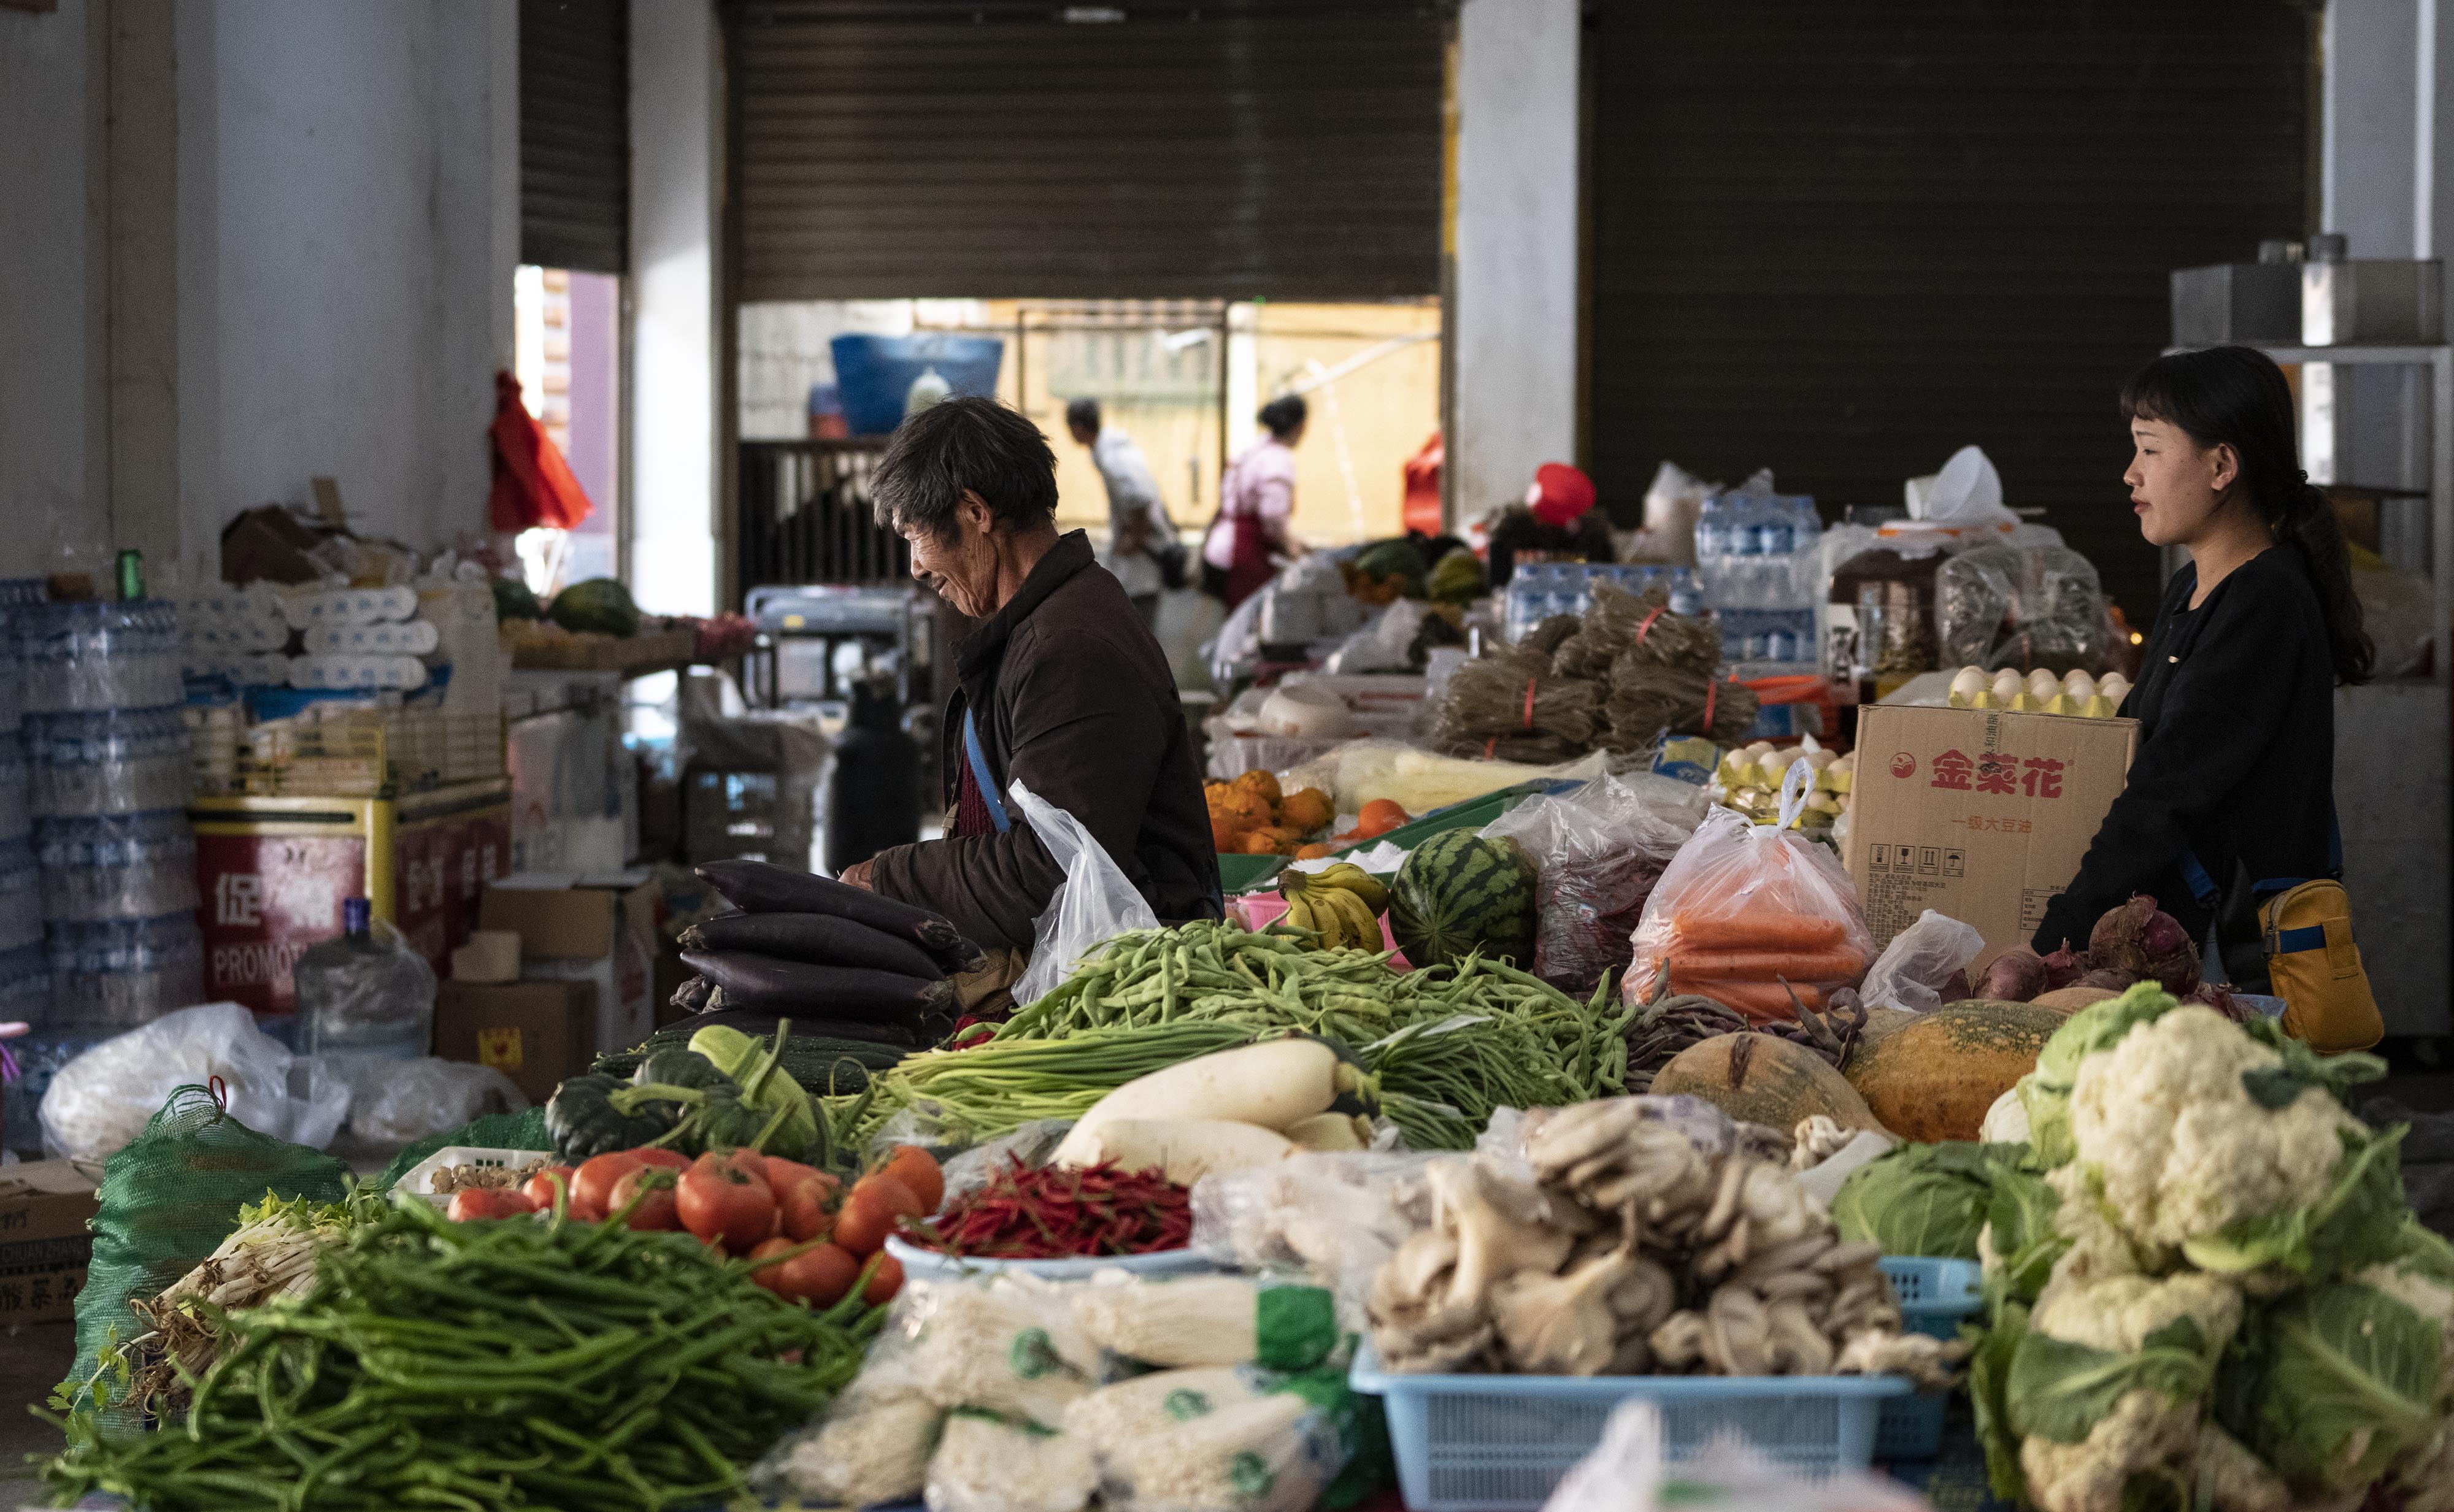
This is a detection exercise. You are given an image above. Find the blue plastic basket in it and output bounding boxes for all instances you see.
[1349,1343,1911,1512]
[1875,1256,1985,1460]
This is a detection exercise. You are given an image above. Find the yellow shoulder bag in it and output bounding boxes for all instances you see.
[2182,815,2380,1053]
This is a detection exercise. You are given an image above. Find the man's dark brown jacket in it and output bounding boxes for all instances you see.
[867,530,1220,951]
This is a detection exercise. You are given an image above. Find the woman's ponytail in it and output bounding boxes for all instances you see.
[2120,346,2375,686]
[2275,473,2374,685]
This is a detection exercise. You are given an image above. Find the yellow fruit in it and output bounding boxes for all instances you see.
[1279,787,1334,835]
[1233,769,1283,807]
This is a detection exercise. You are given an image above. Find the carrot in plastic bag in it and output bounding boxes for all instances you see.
[1673,977,1839,1021]
[1670,910,1847,952]
[1666,946,1868,982]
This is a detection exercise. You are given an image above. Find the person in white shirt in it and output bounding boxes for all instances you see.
[1066,397,1179,631]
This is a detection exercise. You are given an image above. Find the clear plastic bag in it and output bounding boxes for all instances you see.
[1624,764,1875,1023]
[1482,773,1704,996]
[754,1340,944,1508]
[934,1116,1075,1200]
[926,1411,1098,1512]
[1093,1375,1361,1512]
[1936,539,2111,673]
[1071,1273,1339,1372]
[1189,1151,1444,1332]
[1011,781,1161,1009]
[1541,1399,1931,1512]
[342,1057,528,1148]
[1856,908,1985,1014]
[887,1272,1102,1428]
[295,916,439,1058]
[39,1002,353,1163]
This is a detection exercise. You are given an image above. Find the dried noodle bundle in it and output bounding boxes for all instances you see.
[1517,613,1582,659]
[1430,646,1602,764]
[1552,585,1721,681]
[1606,660,1759,750]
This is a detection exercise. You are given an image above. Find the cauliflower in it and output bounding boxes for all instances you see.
[2066,1005,2350,1253]
[2041,1162,2147,1286]
[2383,1422,2454,1512]
[2190,1421,2292,1512]
[2015,1271,2242,1512]
[2356,1259,2454,1399]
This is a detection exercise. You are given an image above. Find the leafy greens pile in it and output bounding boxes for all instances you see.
[1964,984,2454,1512]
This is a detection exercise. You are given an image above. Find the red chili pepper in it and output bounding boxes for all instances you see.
[906,1155,1193,1259]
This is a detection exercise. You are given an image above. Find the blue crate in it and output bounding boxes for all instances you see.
[1876,1256,1985,1460]
[1350,1342,1910,1512]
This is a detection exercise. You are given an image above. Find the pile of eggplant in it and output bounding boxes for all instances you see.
[673,860,988,1046]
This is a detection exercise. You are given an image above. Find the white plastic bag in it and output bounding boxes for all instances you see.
[1542,1399,1930,1512]
[1482,772,1706,995]
[1012,781,1161,1008]
[344,1057,528,1148]
[1856,908,1986,1015]
[39,1002,353,1162]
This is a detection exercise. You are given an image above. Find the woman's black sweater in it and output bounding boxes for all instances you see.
[2030,545,2337,974]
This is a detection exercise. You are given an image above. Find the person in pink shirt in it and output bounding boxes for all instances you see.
[1202,395,1307,609]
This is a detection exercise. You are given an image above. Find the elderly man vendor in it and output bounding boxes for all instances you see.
[838,397,1219,998]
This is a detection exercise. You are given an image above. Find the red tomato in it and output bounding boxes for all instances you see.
[875,1146,944,1214]
[744,1237,796,1294]
[761,1156,825,1195]
[859,1250,906,1306]
[677,1156,779,1253]
[721,1149,770,1184]
[520,1167,577,1211]
[573,1153,647,1213]
[776,1243,861,1308]
[609,1167,682,1230]
[629,1148,690,1172]
[831,1174,921,1257]
[447,1188,537,1222]
[779,1177,841,1243]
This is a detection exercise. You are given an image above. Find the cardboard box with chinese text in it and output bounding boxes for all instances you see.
[1844,706,2139,965]
[0,1160,101,1324]
[477,872,660,1057]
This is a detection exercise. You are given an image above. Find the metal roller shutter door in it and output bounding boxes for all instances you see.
[731,0,1444,302]
[522,0,630,274]
[1585,2,2312,622]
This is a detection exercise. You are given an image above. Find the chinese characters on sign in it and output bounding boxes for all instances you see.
[1928,749,2062,799]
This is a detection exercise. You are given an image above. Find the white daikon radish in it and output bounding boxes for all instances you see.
[1052,1038,1361,1167]
[1282,1112,1372,1153]
[1055,1118,1298,1186]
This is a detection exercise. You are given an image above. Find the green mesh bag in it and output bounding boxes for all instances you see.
[67,1084,350,1416]
[375,1107,553,1191]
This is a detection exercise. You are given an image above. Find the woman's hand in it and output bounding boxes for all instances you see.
[837,860,875,891]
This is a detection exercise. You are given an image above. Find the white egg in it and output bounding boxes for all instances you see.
[2062,670,2098,700]
[2100,673,2131,700]
[1949,667,1987,700]
[1991,669,2023,701]
[2026,669,2060,699]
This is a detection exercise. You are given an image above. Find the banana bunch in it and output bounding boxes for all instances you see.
[1279,863,1389,951]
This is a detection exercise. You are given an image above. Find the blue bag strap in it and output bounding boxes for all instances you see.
[2177,800,2344,911]
[962,709,1011,835]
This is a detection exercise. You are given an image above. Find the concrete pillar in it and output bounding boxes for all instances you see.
[1449,0,1580,525]
[629,0,725,617]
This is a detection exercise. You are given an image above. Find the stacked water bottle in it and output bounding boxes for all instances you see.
[0,581,52,1153]
[1504,563,1702,645]
[1696,478,1823,668]
[19,595,203,1035]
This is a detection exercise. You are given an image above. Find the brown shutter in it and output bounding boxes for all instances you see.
[1585,2,2312,622]
[731,0,1443,302]
[521,0,631,274]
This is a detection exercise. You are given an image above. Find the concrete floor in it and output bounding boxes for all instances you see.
[1,1321,69,1502]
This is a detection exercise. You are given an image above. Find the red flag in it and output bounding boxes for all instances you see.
[488,370,594,531]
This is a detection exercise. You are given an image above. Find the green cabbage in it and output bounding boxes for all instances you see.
[1831,1140,2009,1260]
[2215,1280,2446,1496]
[2017,983,2180,1168]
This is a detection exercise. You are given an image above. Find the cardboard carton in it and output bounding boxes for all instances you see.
[479,872,660,1056]
[0,1160,102,1323]
[1844,705,2139,965]
[434,980,598,1104]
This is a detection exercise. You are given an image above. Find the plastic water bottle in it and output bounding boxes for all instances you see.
[296,898,436,1063]
[1695,495,1729,561]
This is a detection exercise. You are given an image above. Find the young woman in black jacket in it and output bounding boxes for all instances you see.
[2030,346,2374,988]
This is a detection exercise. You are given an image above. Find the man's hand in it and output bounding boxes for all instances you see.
[837,859,875,891]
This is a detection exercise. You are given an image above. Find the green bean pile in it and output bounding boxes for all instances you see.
[44,1195,881,1512]
[990,921,1634,1149]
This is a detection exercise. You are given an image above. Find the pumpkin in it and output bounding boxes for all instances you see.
[2031,986,2120,1014]
[1842,1000,2064,1143]
[1650,1033,1885,1134]
[1233,768,1283,806]
[1856,1006,1921,1052]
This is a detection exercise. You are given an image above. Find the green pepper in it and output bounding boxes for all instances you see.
[690,1021,822,1161]
[544,1073,674,1162]
[690,1086,774,1153]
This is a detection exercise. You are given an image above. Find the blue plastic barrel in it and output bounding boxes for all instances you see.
[831,334,1005,437]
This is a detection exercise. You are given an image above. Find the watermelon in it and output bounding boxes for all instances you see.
[1388,831,1538,969]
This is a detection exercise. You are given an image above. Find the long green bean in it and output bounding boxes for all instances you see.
[41,1195,882,1512]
